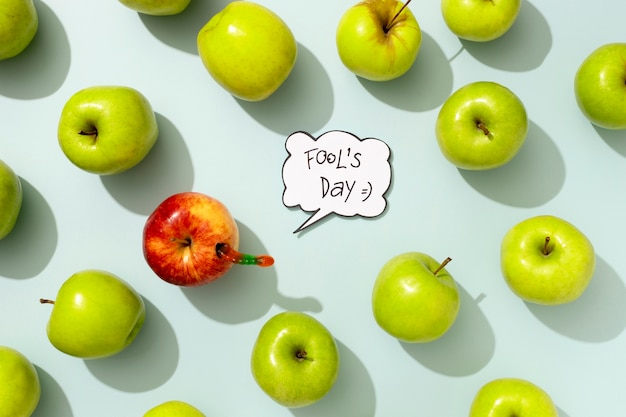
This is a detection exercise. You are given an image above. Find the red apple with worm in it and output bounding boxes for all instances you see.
[143,192,274,287]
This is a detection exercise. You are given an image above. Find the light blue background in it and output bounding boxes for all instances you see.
[1,0,625,416]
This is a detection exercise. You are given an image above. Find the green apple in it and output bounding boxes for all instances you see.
[501,215,595,305]
[118,0,191,15]
[436,81,528,170]
[0,0,38,60]
[336,0,422,81]
[143,400,205,417]
[250,311,340,408]
[0,346,40,417]
[441,0,521,42]
[197,1,297,101]
[574,43,626,130]
[40,269,146,359]
[469,378,559,417]
[372,252,460,343]
[0,159,22,240]
[57,86,158,175]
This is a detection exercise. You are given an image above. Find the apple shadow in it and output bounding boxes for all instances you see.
[31,366,73,417]
[84,297,179,392]
[100,113,194,215]
[182,221,322,324]
[557,406,571,417]
[0,178,57,278]
[290,339,376,417]
[525,256,626,342]
[357,31,454,112]
[236,43,334,136]
[460,1,552,72]
[138,0,230,55]
[401,285,495,376]
[459,121,565,207]
[594,124,626,157]
[0,0,70,99]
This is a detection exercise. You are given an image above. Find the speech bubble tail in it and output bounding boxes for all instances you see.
[294,209,332,234]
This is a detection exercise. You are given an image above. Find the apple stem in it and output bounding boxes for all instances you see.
[215,243,274,267]
[385,0,412,33]
[39,298,55,305]
[433,257,452,276]
[476,122,490,135]
[542,236,552,256]
[79,128,98,139]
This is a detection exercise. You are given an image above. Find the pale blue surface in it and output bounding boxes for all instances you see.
[1,1,625,416]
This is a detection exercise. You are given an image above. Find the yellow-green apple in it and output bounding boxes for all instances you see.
[574,43,626,130]
[0,346,40,417]
[250,311,340,408]
[501,215,595,305]
[469,378,559,417]
[40,269,146,359]
[0,159,22,240]
[57,86,159,175]
[143,192,274,287]
[436,81,528,170]
[336,0,422,81]
[372,252,459,343]
[0,0,38,60]
[196,1,297,101]
[118,0,191,15]
[143,400,205,417]
[441,0,521,42]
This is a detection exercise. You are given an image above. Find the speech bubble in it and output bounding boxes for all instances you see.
[282,130,392,233]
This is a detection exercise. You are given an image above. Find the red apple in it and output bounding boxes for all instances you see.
[143,192,274,286]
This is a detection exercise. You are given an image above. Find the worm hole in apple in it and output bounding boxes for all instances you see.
[385,0,412,33]
[215,243,275,267]
[433,257,452,276]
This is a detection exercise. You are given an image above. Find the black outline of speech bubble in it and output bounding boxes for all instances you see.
[282,130,393,234]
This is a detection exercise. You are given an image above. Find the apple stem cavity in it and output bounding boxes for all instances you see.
[39,298,55,305]
[215,243,275,268]
[542,236,552,256]
[433,257,452,276]
[385,0,412,33]
[295,349,308,362]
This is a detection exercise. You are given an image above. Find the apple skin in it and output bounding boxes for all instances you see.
[57,85,159,175]
[372,252,460,343]
[143,400,206,417]
[197,1,297,101]
[118,0,191,15]
[336,0,422,81]
[0,346,40,417]
[441,0,521,42]
[143,192,239,286]
[501,215,595,305]
[251,311,340,408]
[436,81,528,170]
[0,0,38,60]
[42,269,146,359]
[0,159,23,240]
[574,43,626,130]
[469,378,559,417]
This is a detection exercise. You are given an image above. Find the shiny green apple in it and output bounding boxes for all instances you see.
[0,159,22,240]
[436,81,528,170]
[118,0,191,15]
[57,86,158,175]
[143,400,206,417]
[40,269,146,359]
[336,0,422,81]
[441,0,521,42]
[0,346,40,417]
[251,311,340,408]
[197,1,297,101]
[501,215,595,305]
[574,43,626,130]
[372,252,460,343]
[0,0,38,60]
[469,378,559,417]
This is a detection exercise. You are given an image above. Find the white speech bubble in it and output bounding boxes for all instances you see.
[282,130,392,233]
